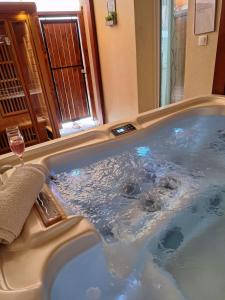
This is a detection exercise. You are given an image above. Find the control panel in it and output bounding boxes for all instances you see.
[111,124,136,136]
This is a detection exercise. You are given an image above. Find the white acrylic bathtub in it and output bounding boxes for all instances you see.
[1,95,225,300]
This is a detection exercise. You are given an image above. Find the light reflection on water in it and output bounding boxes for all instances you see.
[136,146,151,157]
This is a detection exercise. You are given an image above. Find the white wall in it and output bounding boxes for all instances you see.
[93,0,139,123]
[92,0,159,123]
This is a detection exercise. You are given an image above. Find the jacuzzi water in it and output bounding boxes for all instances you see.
[49,110,225,300]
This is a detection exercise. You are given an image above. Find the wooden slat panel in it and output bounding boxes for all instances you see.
[67,67,79,118]
[43,22,82,69]
[53,69,70,121]
[0,53,28,116]
[53,67,88,121]
[43,23,59,69]
[0,97,28,116]
[53,68,71,121]
[0,30,28,120]
[43,23,71,121]
[67,22,82,66]
[57,23,67,68]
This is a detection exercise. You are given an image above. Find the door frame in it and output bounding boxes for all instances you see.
[38,3,105,124]
[213,0,225,94]
[82,1,105,124]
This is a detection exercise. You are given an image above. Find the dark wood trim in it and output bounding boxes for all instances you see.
[83,1,105,124]
[79,7,97,120]
[27,14,61,137]
[213,0,225,94]
[0,2,37,14]
[40,19,79,24]
[38,11,80,18]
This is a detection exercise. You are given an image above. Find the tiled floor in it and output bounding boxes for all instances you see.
[60,117,98,137]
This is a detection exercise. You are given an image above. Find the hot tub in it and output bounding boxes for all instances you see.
[1,95,225,300]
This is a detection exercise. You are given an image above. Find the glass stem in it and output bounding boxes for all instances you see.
[19,156,24,167]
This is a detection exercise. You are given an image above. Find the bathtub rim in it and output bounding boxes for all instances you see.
[41,98,225,173]
[0,94,225,166]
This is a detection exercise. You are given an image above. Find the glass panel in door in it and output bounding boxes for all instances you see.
[160,0,188,106]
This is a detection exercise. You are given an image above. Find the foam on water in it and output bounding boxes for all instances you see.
[50,112,225,300]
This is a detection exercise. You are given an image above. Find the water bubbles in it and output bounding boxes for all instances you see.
[140,191,161,213]
[121,181,141,198]
[190,169,205,178]
[70,169,81,177]
[158,176,179,190]
[86,287,101,300]
[141,164,157,183]
[50,154,191,244]
[99,223,115,242]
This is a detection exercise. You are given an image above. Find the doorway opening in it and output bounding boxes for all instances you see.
[160,0,188,107]
[40,12,98,136]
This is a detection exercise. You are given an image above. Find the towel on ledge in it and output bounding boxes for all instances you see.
[0,164,46,244]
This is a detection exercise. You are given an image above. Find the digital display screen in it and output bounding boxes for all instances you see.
[111,124,136,136]
[117,128,125,133]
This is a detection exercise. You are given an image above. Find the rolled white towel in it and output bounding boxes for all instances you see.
[0,164,46,244]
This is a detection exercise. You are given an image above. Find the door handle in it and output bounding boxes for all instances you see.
[81,69,86,74]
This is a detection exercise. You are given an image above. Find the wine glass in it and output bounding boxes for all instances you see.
[6,126,25,166]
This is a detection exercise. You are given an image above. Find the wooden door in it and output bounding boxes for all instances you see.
[42,20,90,123]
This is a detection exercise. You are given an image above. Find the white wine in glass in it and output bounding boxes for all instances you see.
[6,126,25,166]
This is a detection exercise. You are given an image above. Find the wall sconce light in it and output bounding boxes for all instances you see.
[105,0,117,26]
